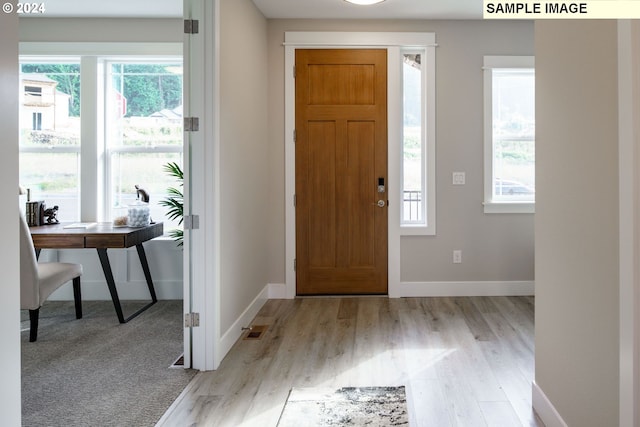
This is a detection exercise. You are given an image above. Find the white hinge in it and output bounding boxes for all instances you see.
[184,214,200,230]
[294,258,297,271]
[293,129,296,143]
[184,117,199,132]
[184,312,200,327]
[293,194,296,207]
[293,65,296,78]
[184,19,199,34]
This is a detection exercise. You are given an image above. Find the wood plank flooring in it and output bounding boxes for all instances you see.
[158,297,543,427]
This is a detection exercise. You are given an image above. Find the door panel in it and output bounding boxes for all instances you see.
[308,121,337,268]
[296,49,387,295]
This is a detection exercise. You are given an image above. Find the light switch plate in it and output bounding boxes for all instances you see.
[453,172,466,185]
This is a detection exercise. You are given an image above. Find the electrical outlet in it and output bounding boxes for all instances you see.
[453,250,462,264]
[452,172,466,185]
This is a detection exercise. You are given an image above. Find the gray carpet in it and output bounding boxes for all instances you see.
[21,300,196,427]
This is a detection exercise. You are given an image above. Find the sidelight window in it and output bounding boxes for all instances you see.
[400,47,435,234]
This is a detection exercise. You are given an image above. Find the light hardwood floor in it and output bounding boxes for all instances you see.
[158,297,543,427]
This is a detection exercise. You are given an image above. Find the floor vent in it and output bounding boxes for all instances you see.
[243,325,268,340]
[169,354,185,368]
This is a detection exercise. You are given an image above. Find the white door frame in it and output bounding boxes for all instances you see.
[283,32,436,299]
[618,19,640,427]
[183,0,221,371]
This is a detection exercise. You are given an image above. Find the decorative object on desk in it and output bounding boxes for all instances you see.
[26,200,45,227]
[135,184,150,203]
[159,162,184,247]
[277,386,409,427]
[134,184,153,224]
[127,201,150,227]
[112,205,128,227]
[43,205,59,224]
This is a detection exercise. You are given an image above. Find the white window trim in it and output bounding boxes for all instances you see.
[284,32,436,299]
[102,57,183,222]
[483,55,535,214]
[400,47,436,235]
[19,43,183,223]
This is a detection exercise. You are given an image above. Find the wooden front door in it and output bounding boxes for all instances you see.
[295,49,388,295]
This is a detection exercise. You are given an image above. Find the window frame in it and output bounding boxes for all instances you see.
[18,43,183,227]
[103,58,184,223]
[400,48,429,231]
[18,55,82,220]
[483,55,535,214]
[399,45,436,236]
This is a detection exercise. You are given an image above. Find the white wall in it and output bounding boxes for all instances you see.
[219,0,269,332]
[0,9,22,426]
[266,20,535,289]
[19,18,182,42]
[41,240,183,301]
[534,20,620,426]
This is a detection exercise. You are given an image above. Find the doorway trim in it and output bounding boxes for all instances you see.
[618,19,640,427]
[283,32,436,299]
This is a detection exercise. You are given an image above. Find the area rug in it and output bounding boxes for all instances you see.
[277,386,409,426]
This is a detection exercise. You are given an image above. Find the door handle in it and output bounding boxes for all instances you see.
[374,200,385,208]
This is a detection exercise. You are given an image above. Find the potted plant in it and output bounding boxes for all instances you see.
[159,162,184,246]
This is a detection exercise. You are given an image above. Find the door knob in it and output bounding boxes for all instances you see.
[376,200,386,208]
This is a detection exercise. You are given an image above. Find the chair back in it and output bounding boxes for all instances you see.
[20,213,39,310]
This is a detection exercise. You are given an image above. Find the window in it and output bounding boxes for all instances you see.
[400,47,435,234]
[32,112,42,130]
[483,56,535,213]
[25,86,42,96]
[19,61,81,220]
[402,52,424,224]
[19,47,183,232]
[106,62,183,228]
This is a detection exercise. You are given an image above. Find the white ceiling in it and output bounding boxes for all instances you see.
[252,0,482,19]
[27,0,482,19]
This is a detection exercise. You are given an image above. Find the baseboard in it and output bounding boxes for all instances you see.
[268,283,287,299]
[218,284,270,360]
[394,281,535,297]
[47,279,183,300]
[532,381,568,427]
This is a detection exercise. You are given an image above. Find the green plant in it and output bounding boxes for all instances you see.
[159,162,184,246]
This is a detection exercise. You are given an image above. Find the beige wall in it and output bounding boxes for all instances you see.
[219,0,269,332]
[535,20,620,426]
[0,9,21,425]
[267,20,535,284]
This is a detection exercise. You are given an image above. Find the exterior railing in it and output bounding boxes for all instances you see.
[402,190,422,223]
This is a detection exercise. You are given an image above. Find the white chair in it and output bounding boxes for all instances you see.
[20,213,83,342]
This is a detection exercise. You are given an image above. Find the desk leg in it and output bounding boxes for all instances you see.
[97,246,158,324]
[96,248,126,324]
[136,243,158,303]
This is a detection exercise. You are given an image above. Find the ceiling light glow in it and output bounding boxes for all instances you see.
[344,0,386,5]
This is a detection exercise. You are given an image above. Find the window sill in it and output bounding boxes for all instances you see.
[400,224,436,236]
[483,201,535,214]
